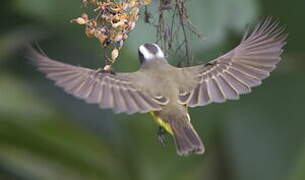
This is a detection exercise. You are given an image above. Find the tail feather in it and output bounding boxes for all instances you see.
[169,118,205,155]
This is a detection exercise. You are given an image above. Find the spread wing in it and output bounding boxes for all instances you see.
[179,17,287,107]
[28,49,163,114]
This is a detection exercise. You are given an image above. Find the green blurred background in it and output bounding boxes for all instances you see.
[1,0,305,180]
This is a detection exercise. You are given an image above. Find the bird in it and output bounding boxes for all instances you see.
[28,17,287,156]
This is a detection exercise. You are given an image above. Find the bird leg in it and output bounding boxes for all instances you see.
[157,126,167,147]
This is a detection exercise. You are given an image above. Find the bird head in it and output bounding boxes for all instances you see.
[138,43,165,64]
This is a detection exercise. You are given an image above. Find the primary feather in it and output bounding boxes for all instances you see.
[179,17,287,107]
[28,48,163,114]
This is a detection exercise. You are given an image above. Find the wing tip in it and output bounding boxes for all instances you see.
[25,45,48,64]
[243,17,288,44]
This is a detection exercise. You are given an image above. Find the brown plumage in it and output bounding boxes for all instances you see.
[28,17,287,156]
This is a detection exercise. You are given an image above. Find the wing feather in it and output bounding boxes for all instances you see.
[179,17,287,106]
[217,75,239,100]
[198,81,210,105]
[208,78,225,103]
[28,49,162,114]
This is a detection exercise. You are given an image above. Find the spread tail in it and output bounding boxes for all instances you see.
[168,114,205,156]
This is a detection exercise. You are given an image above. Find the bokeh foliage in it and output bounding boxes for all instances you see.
[1,0,305,180]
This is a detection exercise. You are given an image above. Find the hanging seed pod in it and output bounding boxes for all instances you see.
[111,48,119,61]
[73,17,87,25]
[103,64,112,71]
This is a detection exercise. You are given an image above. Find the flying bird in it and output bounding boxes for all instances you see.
[28,18,287,155]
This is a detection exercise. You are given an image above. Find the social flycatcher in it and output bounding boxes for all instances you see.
[28,18,287,155]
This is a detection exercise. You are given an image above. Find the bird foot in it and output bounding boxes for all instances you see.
[157,126,167,147]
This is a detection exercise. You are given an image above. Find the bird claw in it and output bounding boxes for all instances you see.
[157,126,167,147]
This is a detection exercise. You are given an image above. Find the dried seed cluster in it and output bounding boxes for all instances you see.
[73,0,152,67]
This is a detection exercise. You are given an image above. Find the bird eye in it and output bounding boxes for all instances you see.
[138,50,145,64]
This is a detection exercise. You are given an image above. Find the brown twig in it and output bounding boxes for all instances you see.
[144,0,203,66]
[176,0,191,65]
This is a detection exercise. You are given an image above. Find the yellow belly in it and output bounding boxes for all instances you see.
[150,112,174,135]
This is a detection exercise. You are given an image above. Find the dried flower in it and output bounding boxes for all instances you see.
[85,27,95,37]
[95,31,108,45]
[103,64,112,71]
[114,32,124,42]
[111,48,119,61]
[74,17,87,25]
[73,0,153,66]
[128,21,136,30]
[130,7,139,21]
[112,20,126,28]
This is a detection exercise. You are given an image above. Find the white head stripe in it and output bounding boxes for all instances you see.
[139,43,165,60]
[139,45,154,59]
